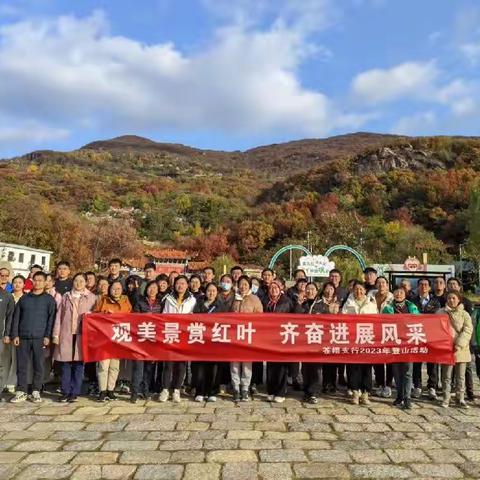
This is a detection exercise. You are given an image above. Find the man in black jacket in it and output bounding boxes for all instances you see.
[10,271,56,403]
[54,260,73,295]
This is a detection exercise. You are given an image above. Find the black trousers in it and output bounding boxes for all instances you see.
[266,362,289,396]
[347,364,372,393]
[323,364,340,387]
[161,361,186,390]
[194,362,219,397]
[288,363,302,384]
[413,362,439,389]
[131,361,156,395]
[251,362,264,385]
[84,362,97,384]
[17,338,44,393]
[373,364,393,387]
[303,363,321,396]
[216,362,231,386]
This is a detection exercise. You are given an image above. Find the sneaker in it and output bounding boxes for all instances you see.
[360,392,370,406]
[352,390,360,405]
[107,391,117,401]
[458,400,470,409]
[58,395,70,403]
[411,387,422,399]
[307,396,318,404]
[393,398,403,407]
[172,389,181,403]
[233,390,241,402]
[428,388,438,400]
[194,395,204,402]
[273,396,285,403]
[207,396,217,402]
[241,390,250,402]
[441,401,450,408]
[130,393,139,404]
[382,386,392,398]
[10,391,27,403]
[118,382,130,394]
[98,391,108,402]
[250,384,257,395]
[68,396,78,403]
[347,389,353,397]
[30,390,42,403]
[266,395,274,402]
[403,399,412,410]
[6,385,15,394]
[158,389,169,402]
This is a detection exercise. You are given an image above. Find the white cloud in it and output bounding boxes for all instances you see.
[0,121,69,144]
[392,111,437,136]
[0,9,365,149]
[351,61,439,104]
[461,42,480,65]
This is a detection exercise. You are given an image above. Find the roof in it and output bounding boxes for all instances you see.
[145,248,190,260]
[0,242,52,254]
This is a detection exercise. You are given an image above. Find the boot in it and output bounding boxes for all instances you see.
[360,391,371,405]
[351,390,360,405]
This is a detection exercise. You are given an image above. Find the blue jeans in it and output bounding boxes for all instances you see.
[392,362,412,401]
[61,361,84,397]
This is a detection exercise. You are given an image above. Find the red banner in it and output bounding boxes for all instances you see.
[82,313,454,364]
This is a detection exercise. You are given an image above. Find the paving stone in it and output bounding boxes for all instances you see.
[425,449,466,464]
[62,440,104,451]
[350,449,390,464]
[134,464,184,479]
[101,440,159,451]
[71,452,119,464]
[222,462,257,480]
[227,430,263,439]
[169,450,205,463]
[0,464,22,480]
[308,449,351,462]
[184,463,221,480]
[294,463,350,478]
[207,450,258,463]
[27,421,84,432]
[411,463,464,478]
[283,440,330,449]
[263,431,309,440]
[13,440,63,451]
[259,449,307,462]
[257,463,293,480]
[16,464,76,480]
[239,440,282,450]
[49,431,103,441]
[119,451,171,464]
[102,465,137,479]
[460,450,480,461]
[0,451,27,463]
[159,439,203,450]
[22,452,77,464]
[71,465,102,480]
[349,464,413,479]
[385,449,430,463]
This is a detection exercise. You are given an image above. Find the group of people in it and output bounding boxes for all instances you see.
[0,259,477,410]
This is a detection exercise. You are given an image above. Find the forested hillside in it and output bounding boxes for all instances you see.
[1,133,480,273]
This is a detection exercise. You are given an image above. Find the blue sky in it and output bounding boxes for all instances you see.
[0,0,479,158]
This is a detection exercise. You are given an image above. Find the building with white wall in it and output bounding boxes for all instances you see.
[0,243,52,276]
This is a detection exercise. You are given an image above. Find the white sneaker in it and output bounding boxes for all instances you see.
[428,388,438,400]
[30,390,42,403]
[158,389,169,402]
[411,387,422,398]
[266,395,274,402]
[194,395,204,402]
[347,389,353,397]
[207,396,217,402]
[273,396,285,403]
[172,389,181,403]
[382,386,392,398]
[10,391,27,403]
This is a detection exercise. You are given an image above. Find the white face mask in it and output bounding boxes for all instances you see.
[251,285,259,294]
[220,282,232,292]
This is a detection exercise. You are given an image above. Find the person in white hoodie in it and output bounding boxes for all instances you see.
[342,281,378,405]
[368,276,394,398]
[158,275,196,403]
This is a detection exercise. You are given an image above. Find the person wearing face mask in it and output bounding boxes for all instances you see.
[52,273,96,403]
[438,291,473,408]
[265,281,293,404]
[369,276,394,398]
[250,277,261,296]
[94,280,132,402]
[192,283,228,402]
[218,274,235,311]
[159,276,196,403]
[230,275,263,402]
[342,281,378,405]
[383,287,420,410]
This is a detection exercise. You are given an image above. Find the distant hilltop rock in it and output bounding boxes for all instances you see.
[353,144,449,175]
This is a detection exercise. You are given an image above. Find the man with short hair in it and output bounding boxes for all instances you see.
[107,258,126,292]
[55,261,73,295]
[24,265,43,293]
[202,267,215,286]
[329,269,349,304]
[139,262,157,295]
[363,267,378,292]
[230,266,244,292]
[0,284,15,391]
[10,272,56,403]
[0,268,13,293]
[412,277,442,400]
[432,276,447,308]
[400,279,415,301]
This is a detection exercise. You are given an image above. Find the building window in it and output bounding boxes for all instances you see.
[7,251,14,262]
[41,256,46,266]
[19,253,24,264]
[30,254,36,265]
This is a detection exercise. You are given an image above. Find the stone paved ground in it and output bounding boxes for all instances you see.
[1,389,480,479]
